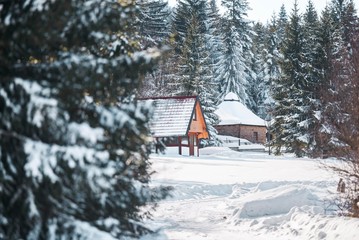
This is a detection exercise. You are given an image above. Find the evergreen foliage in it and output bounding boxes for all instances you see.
[319,0,359,216]
[217,0,252,103]
[277,4,288,48]
[271,0,327,156]
[0,0,168,239]
[272,0,306,156]
[207,0,223,63]
[137,0,171,47]
[301,0,327,155]
[206,0,223,97]
[262,15,282,121]
[175,0,209,96]
[136,0,172,97]
[170,0,220,144]
[246,22,267,118]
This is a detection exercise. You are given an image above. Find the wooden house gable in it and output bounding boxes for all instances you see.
[188,100,209,139]
[140,96,209,139]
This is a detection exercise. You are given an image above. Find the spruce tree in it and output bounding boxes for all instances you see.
[217,0,252,103]
[136,0,172,97]
[0,0,167,239]
[170,0,220,145]
[200,0,221,145]
[171,0,207,95]
[316,0,358,156]
[320,1,359,216]
[137,0,171,47]
[247,22,267,118]
[263,15,282,120]
[272,0,307,156]
[330,0,358,42]
[207,0,223,65]
[319,4,336,89]
[206,0,223,95]
[277,4,288,47]
[300,0,326,155]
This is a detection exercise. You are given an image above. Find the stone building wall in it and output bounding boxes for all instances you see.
[215,124,266,144]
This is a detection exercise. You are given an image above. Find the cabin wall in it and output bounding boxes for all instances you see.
[215,124,266,144]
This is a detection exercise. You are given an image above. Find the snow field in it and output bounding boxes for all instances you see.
[141,147,359,240]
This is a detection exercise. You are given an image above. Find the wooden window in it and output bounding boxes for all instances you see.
[192,110,197,121]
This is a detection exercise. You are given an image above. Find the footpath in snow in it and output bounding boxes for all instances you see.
[141,147,359,240]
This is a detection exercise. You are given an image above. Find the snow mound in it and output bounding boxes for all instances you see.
[261,205,324,226]
[244,206,359,240]
[232,184,319,219]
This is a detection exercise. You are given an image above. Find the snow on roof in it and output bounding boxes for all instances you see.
[141,96,197,137]
[224,92,239,101]
[215,92,266,126]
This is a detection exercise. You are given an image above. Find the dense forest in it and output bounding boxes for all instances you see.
[137,0,358,158]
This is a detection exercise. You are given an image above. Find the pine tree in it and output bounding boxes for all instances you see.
[316,0,359,156]
[172,0,199,55]
[201,0,221,145]
[320,1,359,216]
[277,4,288,47]
[0,0,167,239]
[207,0,223,63]
[170,0,220,144]
[171,0,207,95]
[217,0,252,103]
[300,0,326,155]
[272,0,307,156]
[263,15,282,120]
[206,0,223,94]
[136,0,172,97]
[137,0,171,47]
[319,4,336,87]
[330,0,358,42]
[261,5,288,126]
[246,22,267,118]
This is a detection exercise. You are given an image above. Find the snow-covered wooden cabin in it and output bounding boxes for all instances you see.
[140,96,209,156]
[215,92,267,144]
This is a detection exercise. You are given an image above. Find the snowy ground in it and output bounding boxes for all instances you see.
[141,147,359,240]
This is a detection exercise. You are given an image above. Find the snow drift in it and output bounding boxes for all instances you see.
[232,183,319,219]
[142,148,359,240]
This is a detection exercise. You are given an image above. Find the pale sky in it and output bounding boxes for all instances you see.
[246,0,359,23]
[168,0,359,23]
